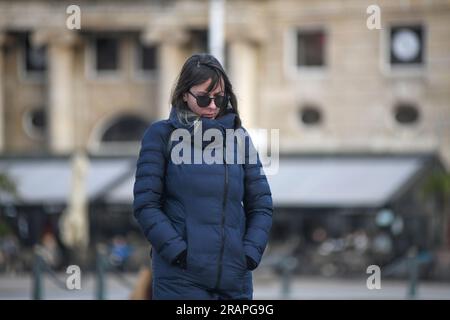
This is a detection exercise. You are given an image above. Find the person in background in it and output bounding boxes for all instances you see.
[109,235,132,272]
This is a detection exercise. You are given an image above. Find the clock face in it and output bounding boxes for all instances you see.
[390,26,423,65]
[392,29,420,62]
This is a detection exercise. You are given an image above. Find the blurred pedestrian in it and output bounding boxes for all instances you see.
[1,234,20,274]
[40,231,61,269]
[109,235,132,272]
[129,265,153,300]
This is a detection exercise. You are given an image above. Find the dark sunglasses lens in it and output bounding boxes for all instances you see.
[194,94,228,108]
[197,96,211,108]
[214,96,227,108]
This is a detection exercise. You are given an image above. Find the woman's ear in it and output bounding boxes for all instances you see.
[183,93,188,102]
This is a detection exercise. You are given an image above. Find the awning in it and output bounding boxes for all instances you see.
[266,155,428,208]
[0,156,136,205]
[0,154,433,208]
[104,154,432,208]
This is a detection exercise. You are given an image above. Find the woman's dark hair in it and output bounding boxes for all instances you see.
[170,53,241,128]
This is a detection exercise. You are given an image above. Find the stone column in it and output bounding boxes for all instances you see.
[142,26,189,120]
[33,30,79,154]
[229,39,258,129]
[228,26,265,130]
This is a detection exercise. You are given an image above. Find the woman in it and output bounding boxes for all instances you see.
[133,53,273,300]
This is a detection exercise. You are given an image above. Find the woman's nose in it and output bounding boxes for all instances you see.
[208,98,217,109]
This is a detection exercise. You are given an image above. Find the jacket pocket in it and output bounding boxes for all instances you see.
[164,199,187,240]
[240,238,247,269]
[184,219,209,277]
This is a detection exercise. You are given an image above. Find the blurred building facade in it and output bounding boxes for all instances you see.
[0,0,449,165]
[0,0,450,276]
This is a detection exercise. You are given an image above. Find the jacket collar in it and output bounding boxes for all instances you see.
[168,106,237,133]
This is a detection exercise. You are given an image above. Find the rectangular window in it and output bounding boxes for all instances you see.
[95,36,119,71]
[24,34,47,73]
[138,42,157,71]
[296,30,326,67]
[390,25,424,66]
[190,29,208,54]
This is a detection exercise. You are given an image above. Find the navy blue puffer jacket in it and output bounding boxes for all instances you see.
[133,107,273,299]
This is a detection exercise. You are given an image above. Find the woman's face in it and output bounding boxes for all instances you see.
[183,77,225,119]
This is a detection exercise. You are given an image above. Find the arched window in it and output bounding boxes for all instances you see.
[101,115,149,143]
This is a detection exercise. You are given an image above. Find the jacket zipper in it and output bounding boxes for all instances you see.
[214,145,228,289]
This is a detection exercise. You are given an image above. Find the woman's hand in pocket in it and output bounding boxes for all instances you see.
[245,255,257,271]
[171,249,187,270]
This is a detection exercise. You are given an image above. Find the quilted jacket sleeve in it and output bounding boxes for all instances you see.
[133,121,187,264]
[242,129,273,269]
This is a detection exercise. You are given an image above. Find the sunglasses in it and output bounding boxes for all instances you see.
[188,90,228,108]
